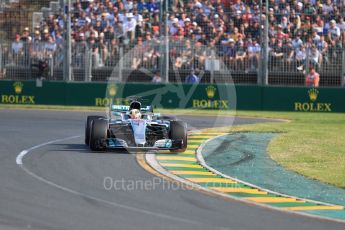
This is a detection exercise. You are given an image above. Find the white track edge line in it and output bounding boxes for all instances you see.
[196,134,344,207]
[15,136,221,228]
[196,133,345,223]
[145,134,345,224]
[16,136,81,165]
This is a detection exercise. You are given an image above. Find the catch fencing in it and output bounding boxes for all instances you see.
[1,0,345,87]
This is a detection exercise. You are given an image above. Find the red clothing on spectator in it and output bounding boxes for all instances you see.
[276,31,288,41]
[152,25,160,34]
[221,0,234,9]
[305,71,320,87]
[242,13,253,23]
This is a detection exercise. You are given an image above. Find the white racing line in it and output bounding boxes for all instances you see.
[15,135,229,230]
[16,136,81,165]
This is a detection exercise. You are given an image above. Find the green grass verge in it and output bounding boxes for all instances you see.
[195,110,345,189]
[1,104,344,188]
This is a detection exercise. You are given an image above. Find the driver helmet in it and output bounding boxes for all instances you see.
[129,109,141,119]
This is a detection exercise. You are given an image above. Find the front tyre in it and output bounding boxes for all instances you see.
[169,121,187,153]
[89,119,108,151]
[85,115,105,145]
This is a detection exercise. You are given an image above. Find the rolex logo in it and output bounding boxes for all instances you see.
[13,82,23,94]
[206,85,216,99]
[107,84,117,97]
[308,88,319,102]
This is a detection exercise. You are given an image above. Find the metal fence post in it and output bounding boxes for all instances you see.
[258,0,263,85]
[165,35,169,82]
[0,44,2,78]
[340,49,345,87]
[210,49,215,84]
[63,0,72,81]
[49,56,53,79]
[164,0,169,83]
[85,47,92,82]
[159,2,169,84]
[119,46,123,82]
[258,0,269,85]
[263,11,269,85]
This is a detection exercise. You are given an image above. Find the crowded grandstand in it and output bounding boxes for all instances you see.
[0,0,344,85]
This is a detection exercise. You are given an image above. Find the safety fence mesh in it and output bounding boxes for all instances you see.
[0,0,344,86]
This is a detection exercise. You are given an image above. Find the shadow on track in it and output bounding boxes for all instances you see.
[50,143,160,155]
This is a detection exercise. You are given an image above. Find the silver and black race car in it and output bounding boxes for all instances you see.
[84,99,187,152]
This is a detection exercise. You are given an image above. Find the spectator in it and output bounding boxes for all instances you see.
[329,19,341,39]
[135,17,145,38]
[296,45,307,71]
[146,0,158,12]
[20,27,31,43]
[305,65,320,87]
[296,1,304,14]
[169,18,180,36]
[322,0,333,14]
[131,37,146,69]
[175,40,192,69]
[88,37,101,67]
[4,0,345,84]
[270,40,284,70]
[98,33,108,66]
[292,33,303,50]
[194,42,207,69]
[311,30,320,44]
[185,70,199,84]
[224,38,237,66]
[283,39,294,63]
[328,20,342,55]
[337,17,345,32]
[42,28,50,42]
[137,0,147,12]
[247,38,261,71]
[33,30,42,42]
[44,36,57,58]
[316,35,329,64]
[312,16,324,35]
[342,74,345,87]
[107,38,119,66]
[123,13,137,42]
[235,39,247,69]
[230,27,244,42]
[151,70,162,83]
[308,45,321,70]
[11,34,24,55]
[275,24,288,42]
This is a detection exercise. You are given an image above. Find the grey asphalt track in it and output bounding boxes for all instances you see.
[0,108,343,230]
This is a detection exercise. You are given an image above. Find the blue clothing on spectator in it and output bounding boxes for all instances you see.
[146,2,158,12]
[137,2,147,12]
[226,46,237,58]
[101,19,108,29]
[185,74,199,84]
[77,18,87,27]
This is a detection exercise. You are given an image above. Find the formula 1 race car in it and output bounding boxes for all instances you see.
[84,99,187,152]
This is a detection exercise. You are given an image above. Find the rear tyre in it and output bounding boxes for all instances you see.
[89,119,108,151]
[169,121,187,153]
[85,115,105,145]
